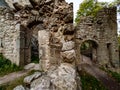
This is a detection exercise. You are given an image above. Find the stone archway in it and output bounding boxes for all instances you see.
[19,20,44,66]
[80,40,98,64]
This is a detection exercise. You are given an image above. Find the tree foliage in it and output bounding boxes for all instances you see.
[75,0,105,23]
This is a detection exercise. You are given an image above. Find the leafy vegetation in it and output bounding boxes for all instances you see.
[0,70,41,90]
[0,54,22,76]
[31,55,39,63]
[75,0,120,23]
[100,67,120,83]
[108,70,120,83]
[75,0,105,23]
[79,70,108,90]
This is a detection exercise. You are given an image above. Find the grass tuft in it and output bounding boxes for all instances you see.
[0,54,22,76]
[107,70,120,83]
[79,70,108,90]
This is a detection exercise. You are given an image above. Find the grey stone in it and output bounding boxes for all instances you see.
[24,72,42,84]
[30,75,51,90]
[61,49,76,63]
[48,63,77,90]
[13,85,25,90]
[62,41,75,51]
[33,64,40,70]
[24,63,35,70]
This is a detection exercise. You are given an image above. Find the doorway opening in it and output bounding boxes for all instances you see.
[31,35,39,63]
[80,40,98,63]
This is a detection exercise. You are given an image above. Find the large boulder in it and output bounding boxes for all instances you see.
[48,63,77,90]
[30,75,51,90]
[61,49,76,63]
[13,85,25,90]
[5,0,30,8]
[24,63,35,70]
[62,41,75,51]
[24,72,42,84]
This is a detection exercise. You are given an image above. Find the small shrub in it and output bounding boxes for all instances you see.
[0,54,22,76]
[107,70,120,83]
[0,75,25,90]
[80,70,108,90]
[100,67,120,83]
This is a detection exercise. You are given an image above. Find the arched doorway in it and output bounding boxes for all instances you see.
[80,40,98,63]
[29,21,44,64]
[19,20,44,66]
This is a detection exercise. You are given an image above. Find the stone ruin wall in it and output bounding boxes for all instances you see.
[0,7,20,65]
[0,0,75,68]
[0,0,119,89]
[38,0,74,71]
[5,0,30,8]
[0,0,119,69]
[75,7,119,68]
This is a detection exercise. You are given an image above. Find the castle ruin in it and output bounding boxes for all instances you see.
[0,0,119,89]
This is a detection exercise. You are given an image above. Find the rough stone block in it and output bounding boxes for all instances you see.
[61,49,76,63]
[48,63,77,90]
[62,41,75,51]
[24,72,42,84]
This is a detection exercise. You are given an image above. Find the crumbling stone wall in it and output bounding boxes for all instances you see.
[75,7,119,68]
[38,0,74,71]
[5,0,30,8]
[0,7,20,65]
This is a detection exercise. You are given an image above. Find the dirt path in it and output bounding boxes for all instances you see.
[0,70,30,85]
[78,55,120,90]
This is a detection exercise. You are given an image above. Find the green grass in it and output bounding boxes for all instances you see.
[100,67,120,83]
[107,70,120,83]
[0,70,41,90]
[80,70,108,90]
[0,54,22,76]
[0,75,25,90]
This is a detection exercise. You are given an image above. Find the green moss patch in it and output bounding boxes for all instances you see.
[0,54,22,76]
[80,70,108,90]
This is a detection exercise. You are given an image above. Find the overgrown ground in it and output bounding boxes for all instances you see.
[80,70,108,90]
[0,75,25,90]
[108,70,120,83]
[100,67,120,83]
[0,70,40,90]
[0,54,22,76]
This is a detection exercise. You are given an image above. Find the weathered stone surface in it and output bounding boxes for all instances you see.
[61,50,76,63]
[13,85,25,90]
[5,0,30,8]
[34,64,40,70]
[30,75,51,90]
[75,7,119,68]
[76,74,82,90]
[24,63,35,70]
[38,30,50,45]
[62,41,75,51]
[48,63,77,90]
[24,72,42,84]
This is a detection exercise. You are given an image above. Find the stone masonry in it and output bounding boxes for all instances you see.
[0,7,20,65]
[0,0,77,90]
[0,0,119,89]
[75,7,120,68]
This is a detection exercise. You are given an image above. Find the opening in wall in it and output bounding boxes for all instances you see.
[107,43,112,65]
[80,40,98,63]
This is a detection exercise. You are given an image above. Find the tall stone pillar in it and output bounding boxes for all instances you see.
[38,30,51,71]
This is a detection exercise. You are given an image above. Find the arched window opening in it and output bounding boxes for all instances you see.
[80,40,98,63]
